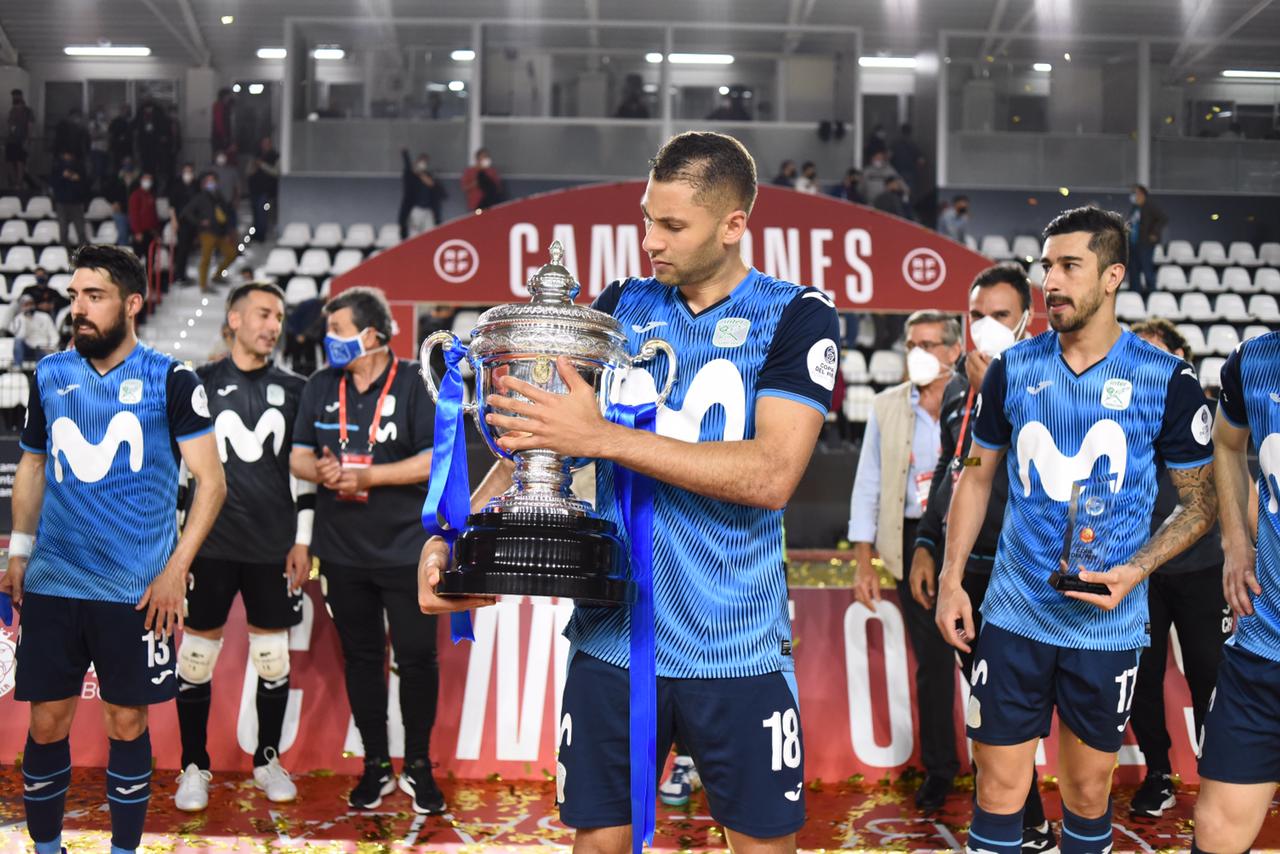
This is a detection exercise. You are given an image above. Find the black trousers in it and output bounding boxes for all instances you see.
[896,519,960,779]
[320,561,440,763]
[1130,565,1228,774]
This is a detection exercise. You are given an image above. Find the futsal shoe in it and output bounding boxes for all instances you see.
[174,764,212,811]
[252,748,298,803]
[1021,821,1059,853]
[1129,771,1176,818]
[659,756,702,807]
[348,758,396,809]
[399,758,448,815]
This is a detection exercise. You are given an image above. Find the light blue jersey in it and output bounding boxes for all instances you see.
[566,269,839,678]
[972,330,1213,650]
[20,344,212,604]
[1219,332,1280,661]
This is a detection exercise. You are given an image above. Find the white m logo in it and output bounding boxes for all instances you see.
[613,358,747,443]
[1017,419,1128,502]
[1260,432,1280,515]
[215,408,286,463]
[50,413,144,483]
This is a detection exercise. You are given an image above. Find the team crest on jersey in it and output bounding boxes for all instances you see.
[1017,419,1128,502]
[1100,378,1132,411]
[266,383,286,406]
[215,408,286,463]
[712,317,751,348]
[807,338,838,391]
[118,378,143,405]
[50,413,144,483]
[0,629,15,699]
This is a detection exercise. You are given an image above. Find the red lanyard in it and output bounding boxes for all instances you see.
[953,386,976,463]
[338,358,399,452]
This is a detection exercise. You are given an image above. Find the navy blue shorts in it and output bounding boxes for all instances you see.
[965,622,1142,753]
[557,652,805,839]
[1198,643,1280,784]
[14,592,178,706]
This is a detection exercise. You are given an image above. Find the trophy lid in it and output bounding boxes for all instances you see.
[528,240,580,305]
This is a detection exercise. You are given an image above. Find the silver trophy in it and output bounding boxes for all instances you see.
[420,241,676,604]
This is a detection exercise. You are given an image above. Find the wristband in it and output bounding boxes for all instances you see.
[294,509,314,547]
[8,532,35,558]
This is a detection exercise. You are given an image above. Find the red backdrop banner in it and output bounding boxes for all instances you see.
[0,587,1198,782]
[329,183,994,357]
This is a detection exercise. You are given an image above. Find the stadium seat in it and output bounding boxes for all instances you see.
[283,275,319,305]
[451,310,482,341]
[296,248,332,277]
[979,235,1013,260]
[311,223,343,248]
[1179,292,1213,322]
[9,273,35,297]
[277,222,311,248]
[0,196,20,219]
[1205,324,1241,356]
[22,197,53,220]
[1165,240,1196,265]
[1146,291,1182,320]
[85,197,113,220]
[319,277,332,299]
[1198,356,1225,389]
[0,273,7,301]
[1197,241,1228,266]
[331,248,364,276]
[156,198,171,220]
[0,246,36,273]
[1256,268,1280,294]
[1228,241,1261,267]
[1242,324,1270,342]
[1010,235,1040,262]
[1153,244,1168,265]
[0,345,21,376]
[1156,265,1189,292]
[1175,324,1207,357]
[1259,242,1280,267]
[343,223,376,249]
[25,220,61,246]
[0,220,30,245]
[375,223,402,249]
[92,220,118,244]
[1027,262,1045,286]
[1249,294,1280,323]
[868,350,905,384]
[843,385,875,422]
[840,350,869,384]
[262,247,298,277]
[1116,292,1146,322]
[37,246,70,272]
[1188,266,1222,293]
[1215,293,1250,323]
[1222,266,1256,293]
[48,273,72,297]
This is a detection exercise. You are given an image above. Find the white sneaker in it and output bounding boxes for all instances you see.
[659,756,701,807]
[175,764,212,812]
[252,748,298,803]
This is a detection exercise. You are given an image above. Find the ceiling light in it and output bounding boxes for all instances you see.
[718,85,730,95]
[313,47,345,60]
[64,45,151,57]
[1063,52,1072,61]
[1222,69,1280,79]
[646,52,735,65]
[248,83,265,95]
[1058,187,1070,196]
[451,49,476,61]
[1033,62,1052,72]
[645,52,663,63]
[257,47,287,59]
[232,83,242,93]
[642,83,658,93]
[426,82,448,92]
[858,56,917,69]
[221,15,234,25]
[448,80,465,91]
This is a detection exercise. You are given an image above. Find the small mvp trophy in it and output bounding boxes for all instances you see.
[1048,473,1115,596]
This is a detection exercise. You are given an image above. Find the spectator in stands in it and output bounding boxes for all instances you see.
[873,175,909,219]
[830,168,865,204]
[181,171,238,293]
[103,157,137,247]
[52,107,89,161]
[9,294,59,365]
[1128,184,1166,295]
[399,149,443,239]
[87,107,111,193]
[615,74,650,119]
[164,104,183,194]
[938,195,971,244]
[19,267,64,315]
[462,148,503,211]
[284,295,326,376]
[890,123,925,198]
[793,161,819,194]
[128,172,161,259]
[771,160,797,188]
[212,88,235,154]
[49,151,91,248]
[134,100,169,183]
[861,149,905,205]
[108,104,134,172]
[5,88,34,191]
[169,162,199,284]
[210,149,241,219]
[848,309,964,813]
[248,137,281,240]
[705,89,750,121]
[863,123,888,164]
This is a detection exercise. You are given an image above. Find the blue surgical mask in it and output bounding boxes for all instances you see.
[324,328,383,368]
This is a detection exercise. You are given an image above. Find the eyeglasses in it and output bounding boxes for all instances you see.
[905,340,948,353]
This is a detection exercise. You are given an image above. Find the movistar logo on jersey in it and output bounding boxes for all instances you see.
[1261,432,1280,515]
[215,408,286,463]
[1016,419,1128,502]
[611,359,747,443]
[50,413,145,483]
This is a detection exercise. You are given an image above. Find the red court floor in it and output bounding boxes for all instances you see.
[4,767,1278,852]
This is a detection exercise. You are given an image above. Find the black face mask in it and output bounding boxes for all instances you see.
[35,275,48,285]
[955,207,968,215]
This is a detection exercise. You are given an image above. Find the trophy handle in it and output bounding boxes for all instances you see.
[419,331,478,414]
[633,338,678,408]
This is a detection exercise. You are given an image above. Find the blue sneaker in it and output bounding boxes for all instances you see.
[658,756,701,807]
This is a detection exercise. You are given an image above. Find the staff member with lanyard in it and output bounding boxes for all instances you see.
[290,286,445,815]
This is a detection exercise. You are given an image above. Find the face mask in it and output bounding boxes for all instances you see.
[35,275,47,285]
[955,206,968,216]
[140,178,153,191]
[1129,192,1138,205]
[906,346,943,386]
[324,328,384,368]
[215,154,228,166]
[182,171,194,183]
[415,161,428,172]
[479,157,492,169]
[970,315,1019,357]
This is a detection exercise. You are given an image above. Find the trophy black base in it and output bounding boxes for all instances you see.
[438,510,634,606]
[1048,571,1111,596]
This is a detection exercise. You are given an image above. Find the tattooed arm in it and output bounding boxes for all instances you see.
[1064,461,1218,611]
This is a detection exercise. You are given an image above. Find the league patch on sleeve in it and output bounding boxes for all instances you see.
[807,338,838,390]
[1192,404,1212,445]
[192,385,210,419]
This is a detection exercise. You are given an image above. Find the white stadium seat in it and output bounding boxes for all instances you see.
[1228,241,1261,267]
[1153,244,1168,265]
[1028,262,1045,286]
[1242,324,1271,342]
[1156,265,1189,292]
[1221,266,1256,293]
[1175,324,1207,357]
[311,222,343,249]
[840,350,869,384]
[1215,293,1250,323]
[1248,294,1280,323]
[1165,240,1197,265]
[48,273,72,297]
[1256,268,1280,294]
[842,385,875,422]
[37,246,70,272]
[277,222,311,248]
[283,275,319,305]
[262,247,298,277]
[1205,324,1241,356]
[1197,240,1228,266]
[0,368,28,404]
[1179,292,1213,322]
[331,248,364,276]
[9,272,36,297]
[1116,292,1146,322]
[156,198,171,220]
[979,235,1013,260]
[1146,291,1181,320]
[868,350,905,385]
[22,197,53,220]
[25,220,61,246]
[1259,242,1280,267]
[343,223,376,248]
[1198,356,1225,389]
[451,310,482,341]
[296,248,332,276]
[86,196,113,220]
[1010,235,1040,262]
[0,246,36,273]
[93,220,119,244]
[1188,265,1223,293]
[375,223,402,249]
[0,219,30,245]
[0,196,21,219]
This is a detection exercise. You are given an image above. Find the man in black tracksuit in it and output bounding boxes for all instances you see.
[910,265,1055,852]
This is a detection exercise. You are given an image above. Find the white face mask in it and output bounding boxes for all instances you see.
[215,154,227,166]
[906,346,943,386]
[970,312,1027,357]
[140,178,153,191]
[478,157,492,169]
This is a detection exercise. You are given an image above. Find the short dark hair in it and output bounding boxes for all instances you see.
[970,264,1032,313]
[650,131,758,215]
[71,244,147,298]
[227,281,286,312]
[324,286,394,340]
[1042,206,1128,273]
[1131,317,1192,361]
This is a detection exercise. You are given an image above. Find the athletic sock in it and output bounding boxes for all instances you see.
[254,674,290,767]
[1022,769,1047,829]
[176,675,212,769]
[967,800,1023,854]
[22,733,70,854]
[106,729,152,852]
[1060,799,1114,854]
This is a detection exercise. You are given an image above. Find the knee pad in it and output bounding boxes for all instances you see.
[248,631,290,681]
[177,634,223,685]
